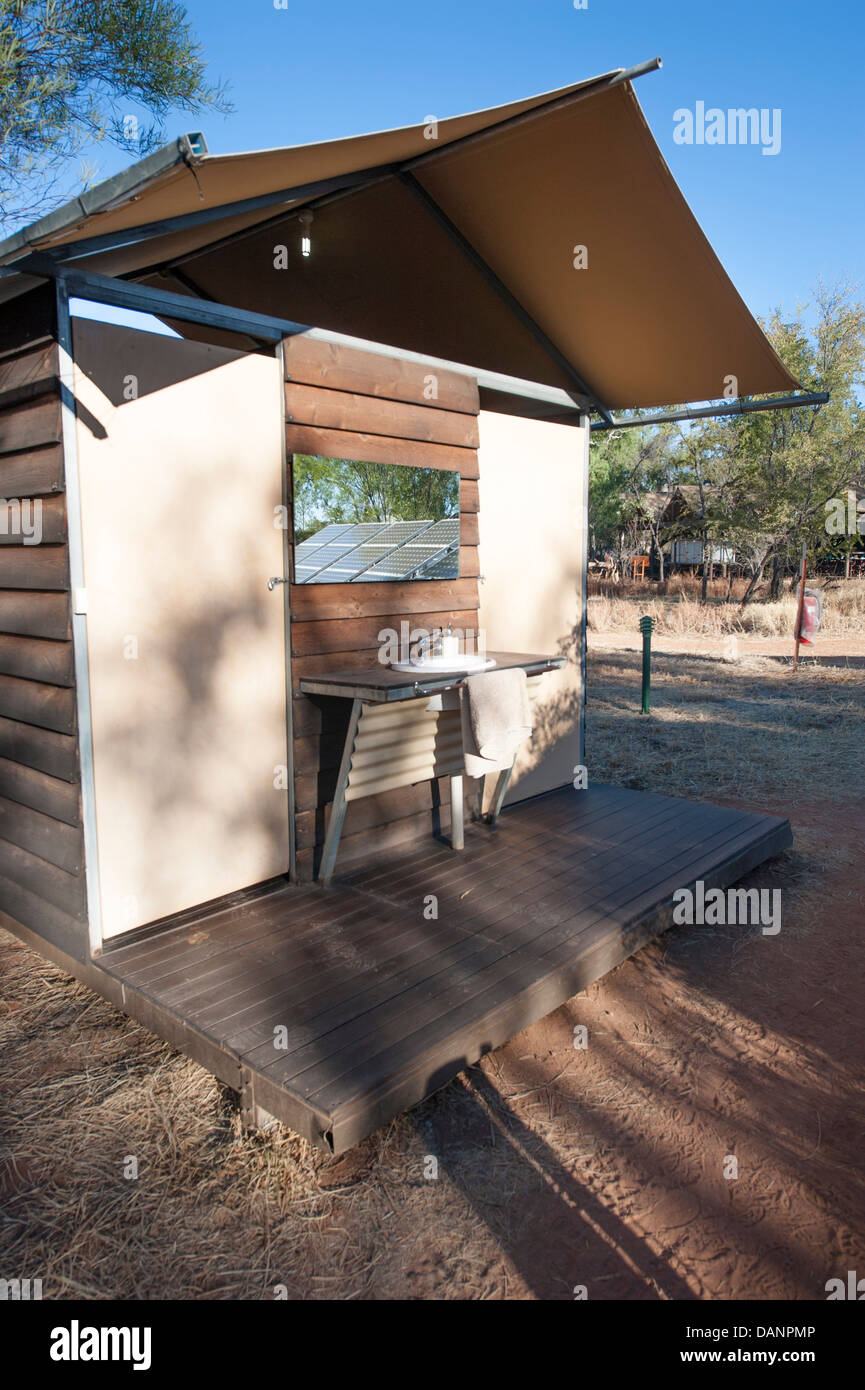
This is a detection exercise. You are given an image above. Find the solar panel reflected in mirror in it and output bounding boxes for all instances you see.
[359,518,460,580]
[295,523,353,554]
[293,524,356,580]
[295,517,460,583]
[411,544,461,580]
[292,453,460,583]
[307,520,426,583]
[295,522,391,582]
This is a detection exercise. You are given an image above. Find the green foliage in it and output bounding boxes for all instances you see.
[0,0,230,221]
[588,280,865,597]
[588,427,639,549]
[691,280,865,597]
[293,455,459,542]
[589,417,678,554]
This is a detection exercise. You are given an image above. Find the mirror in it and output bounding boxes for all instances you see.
[292,453,460,584]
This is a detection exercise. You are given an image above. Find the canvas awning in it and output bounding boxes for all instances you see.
[0,63,799,412]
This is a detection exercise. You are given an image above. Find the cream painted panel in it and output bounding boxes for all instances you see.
[477,411,586,805]
[72,320,288,939]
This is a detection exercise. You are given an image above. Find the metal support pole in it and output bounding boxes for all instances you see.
[639,614,655,714]
[450,774,464,850]
[275,340,297,883]
[487,764,514,826]
[590,392,829,432]
[319,698,363,886]
[56,281,104,954]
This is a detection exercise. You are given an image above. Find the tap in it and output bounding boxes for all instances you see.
[415,628,445,660]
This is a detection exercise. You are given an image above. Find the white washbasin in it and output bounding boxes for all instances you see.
[391,654,497,675]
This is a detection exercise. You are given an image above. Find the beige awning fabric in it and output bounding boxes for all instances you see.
[0,69,798,410]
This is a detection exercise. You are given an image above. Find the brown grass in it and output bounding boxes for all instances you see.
[586,647,863,802]
[587,576,865,639]
[0,942,517,1299]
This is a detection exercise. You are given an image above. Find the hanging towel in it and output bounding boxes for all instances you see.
[461,667,532,778]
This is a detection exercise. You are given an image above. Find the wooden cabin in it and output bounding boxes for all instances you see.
[0,65,796,1152]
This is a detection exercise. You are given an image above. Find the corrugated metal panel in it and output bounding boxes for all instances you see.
[344,675,544,802]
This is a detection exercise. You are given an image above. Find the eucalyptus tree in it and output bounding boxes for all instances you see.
[677,281,865,605]
[0,0,230,223]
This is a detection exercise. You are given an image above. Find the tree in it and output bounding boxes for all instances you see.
[590,421,678,577]
[293,454,459,542]
[623,430,678,580]
[732,283,864,603]
[670,280,865,605]
[0,0,230,223]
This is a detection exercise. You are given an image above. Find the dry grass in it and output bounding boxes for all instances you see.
[586,646,864,802]
[0,943,518,1300]
[587,577,865,638]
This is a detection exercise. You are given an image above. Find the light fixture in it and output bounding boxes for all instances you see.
[298,210,313,258]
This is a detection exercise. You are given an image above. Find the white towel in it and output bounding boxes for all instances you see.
[461,668,532,778]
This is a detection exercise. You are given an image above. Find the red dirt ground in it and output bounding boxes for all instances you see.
[409,796,865,1300]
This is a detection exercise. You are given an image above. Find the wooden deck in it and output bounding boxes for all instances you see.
[93,784,791,1154]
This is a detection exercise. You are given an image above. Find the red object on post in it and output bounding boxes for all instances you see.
[797,589,822,646]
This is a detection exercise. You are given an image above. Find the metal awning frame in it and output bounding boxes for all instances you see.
[3,257,596,417]
[2,258,830,428]
[590,391,830,432]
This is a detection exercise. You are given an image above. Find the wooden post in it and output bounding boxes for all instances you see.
[793,542,807,671]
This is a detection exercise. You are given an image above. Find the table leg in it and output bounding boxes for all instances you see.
[487,763,514,826]
[450,774,464,850]
[319,698,363,886]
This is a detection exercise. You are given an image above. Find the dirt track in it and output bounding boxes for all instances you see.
[589,630,865,662]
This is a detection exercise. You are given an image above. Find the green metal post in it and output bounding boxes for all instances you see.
[639,615,655,714]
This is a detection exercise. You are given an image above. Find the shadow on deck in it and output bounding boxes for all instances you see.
[97,784,792,1153]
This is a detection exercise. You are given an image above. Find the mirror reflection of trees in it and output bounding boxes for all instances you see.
[294,455,459,543]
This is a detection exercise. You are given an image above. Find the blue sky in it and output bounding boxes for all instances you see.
[75,0,862,326]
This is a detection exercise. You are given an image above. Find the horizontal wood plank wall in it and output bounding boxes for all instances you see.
[283,336,481,881]
[0,286,87,958]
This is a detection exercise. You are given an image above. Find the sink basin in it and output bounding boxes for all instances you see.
[391,655,497,675]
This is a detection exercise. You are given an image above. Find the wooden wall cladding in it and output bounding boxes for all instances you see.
[0,286,88,958]
[283,335,481,881]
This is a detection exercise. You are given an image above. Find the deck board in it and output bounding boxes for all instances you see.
[297,817,780,1114]
[98,784,792,1153]
[275,818,768,1103]
[254,806,744,1086]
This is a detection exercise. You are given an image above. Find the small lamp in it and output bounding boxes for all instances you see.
[298,210,313,258]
